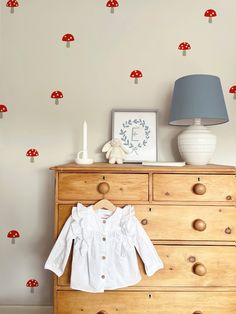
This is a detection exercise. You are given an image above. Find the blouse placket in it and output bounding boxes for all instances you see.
[100,218,108,282]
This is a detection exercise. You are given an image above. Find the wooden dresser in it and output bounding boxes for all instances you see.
[50,162,236,314]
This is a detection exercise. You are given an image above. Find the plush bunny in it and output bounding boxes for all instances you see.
[102,138,129,164]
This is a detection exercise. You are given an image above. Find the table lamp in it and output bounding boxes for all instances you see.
[169,74,229,165]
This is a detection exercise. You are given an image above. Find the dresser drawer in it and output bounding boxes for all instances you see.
[57,205,236,243]
[58,173,148,201]
[135,205,236,241]
[153,174,236,203]
[56,205,236,287]
[57,243,236,287]
[137,244,236,288]
[57,291,236,313]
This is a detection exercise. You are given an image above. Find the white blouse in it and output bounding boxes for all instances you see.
[44,203,164,293]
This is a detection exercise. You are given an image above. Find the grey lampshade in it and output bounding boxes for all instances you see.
[169,74,229,126]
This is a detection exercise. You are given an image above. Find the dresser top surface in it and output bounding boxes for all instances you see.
[50,162,236,174]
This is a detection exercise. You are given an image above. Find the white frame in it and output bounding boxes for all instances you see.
[112,109,158,163]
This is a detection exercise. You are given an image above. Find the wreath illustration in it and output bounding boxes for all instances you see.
[119,119,151,155]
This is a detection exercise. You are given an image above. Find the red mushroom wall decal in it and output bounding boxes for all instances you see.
[0,104,8,119]
[229,86,236,99]
[6,0,19,14]
[51,90,63,105]
[178,42,191,56]
[130,70,143,84]
[26,148,39,162]
[62,34,75,48]
[106,0,119,14]
[204,9,217,23]
[7,230,20,244]
[26,279,39,293]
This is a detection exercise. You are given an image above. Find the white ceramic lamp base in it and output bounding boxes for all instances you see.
[178,119,216,165]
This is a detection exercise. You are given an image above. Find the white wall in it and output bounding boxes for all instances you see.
[0,0,235,306]
[0,306,52,314]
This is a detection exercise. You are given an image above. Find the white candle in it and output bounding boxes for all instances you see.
[83,120,88,159]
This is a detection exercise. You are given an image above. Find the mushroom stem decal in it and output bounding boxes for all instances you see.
[0,104,8,119]
[178,42,191,56]
[106,0,119,14]
[51,90,63,105]
[229,86,236,99]
[26,148,39,162]
[6,0,19,14]
[26,279,39,293]
[7,230,20,244]
[204,9,217,23]
[130,70,143,84]
[62,34,75,48]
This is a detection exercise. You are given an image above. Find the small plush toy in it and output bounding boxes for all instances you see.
[102,138,129,164]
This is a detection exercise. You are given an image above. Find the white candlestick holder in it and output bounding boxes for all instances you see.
[75,150,94,165]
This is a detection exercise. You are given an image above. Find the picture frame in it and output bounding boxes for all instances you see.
[112,109,158,163]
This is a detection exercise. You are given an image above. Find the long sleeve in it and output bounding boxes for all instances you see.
[44,215,75,277]
[130,216,164,276]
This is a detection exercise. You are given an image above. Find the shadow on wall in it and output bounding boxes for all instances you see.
[159,86,183,161]
[41,170,55,305]
[31,169,55,305]
[170,135,182,161]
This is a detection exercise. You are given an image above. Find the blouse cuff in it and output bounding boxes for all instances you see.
[44,263,63,277]
[145,262,164,277]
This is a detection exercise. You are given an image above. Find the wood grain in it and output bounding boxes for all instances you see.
[57,291,236,313]
[57,243,236,288]
[58,173,148,201]
[50,162,236,313]
[153,174,236,203]
[57,204,236,242]
[51,162,236,174]
[137,244,236,288]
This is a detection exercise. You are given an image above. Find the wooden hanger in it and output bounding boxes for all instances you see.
[93,181,116,211]
[93,198,116,211]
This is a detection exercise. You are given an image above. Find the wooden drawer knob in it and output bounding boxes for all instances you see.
[97,311,108,314]
[192,219,207,232]
[97,182,110,195]
[193,311,203,314]
[193,263,207,276]
[141,219,148,225]
[193,183,206,195]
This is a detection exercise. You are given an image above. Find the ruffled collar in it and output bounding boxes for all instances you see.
[73,202,134,226]
[90,205,121,222]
